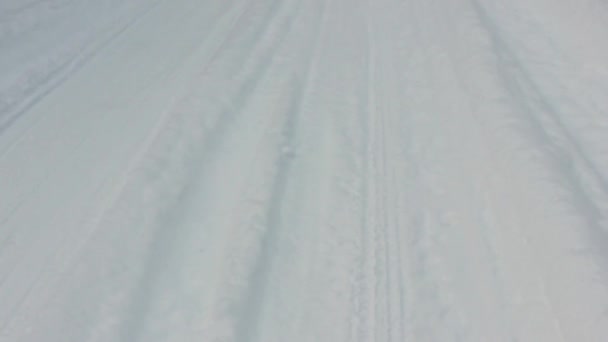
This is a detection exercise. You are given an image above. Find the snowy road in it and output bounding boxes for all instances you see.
[2,0,608,341]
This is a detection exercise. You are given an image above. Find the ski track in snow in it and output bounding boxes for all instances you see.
[1,0,608,341]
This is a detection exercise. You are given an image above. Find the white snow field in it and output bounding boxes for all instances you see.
[2,0,608,340]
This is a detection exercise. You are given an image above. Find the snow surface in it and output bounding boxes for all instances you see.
[2,0,608,341]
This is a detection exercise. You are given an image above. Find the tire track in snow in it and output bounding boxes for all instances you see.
[365,5,406,338]
[378,74,406,342]
[115,0,302,340]
[424,1,520,339]
[363,2,410,339]
[395,1,480,338]
[361,0,383,338]
[346,2,376,339]
[231,77,303,342]
[231,2,328,340]
[372,10,412,339]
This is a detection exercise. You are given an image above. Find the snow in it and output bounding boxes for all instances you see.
[2,0,608,341]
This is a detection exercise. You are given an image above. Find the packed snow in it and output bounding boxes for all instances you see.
[2,0,608,341]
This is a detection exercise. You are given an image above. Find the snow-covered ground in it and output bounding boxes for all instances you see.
[2,0,608,341]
